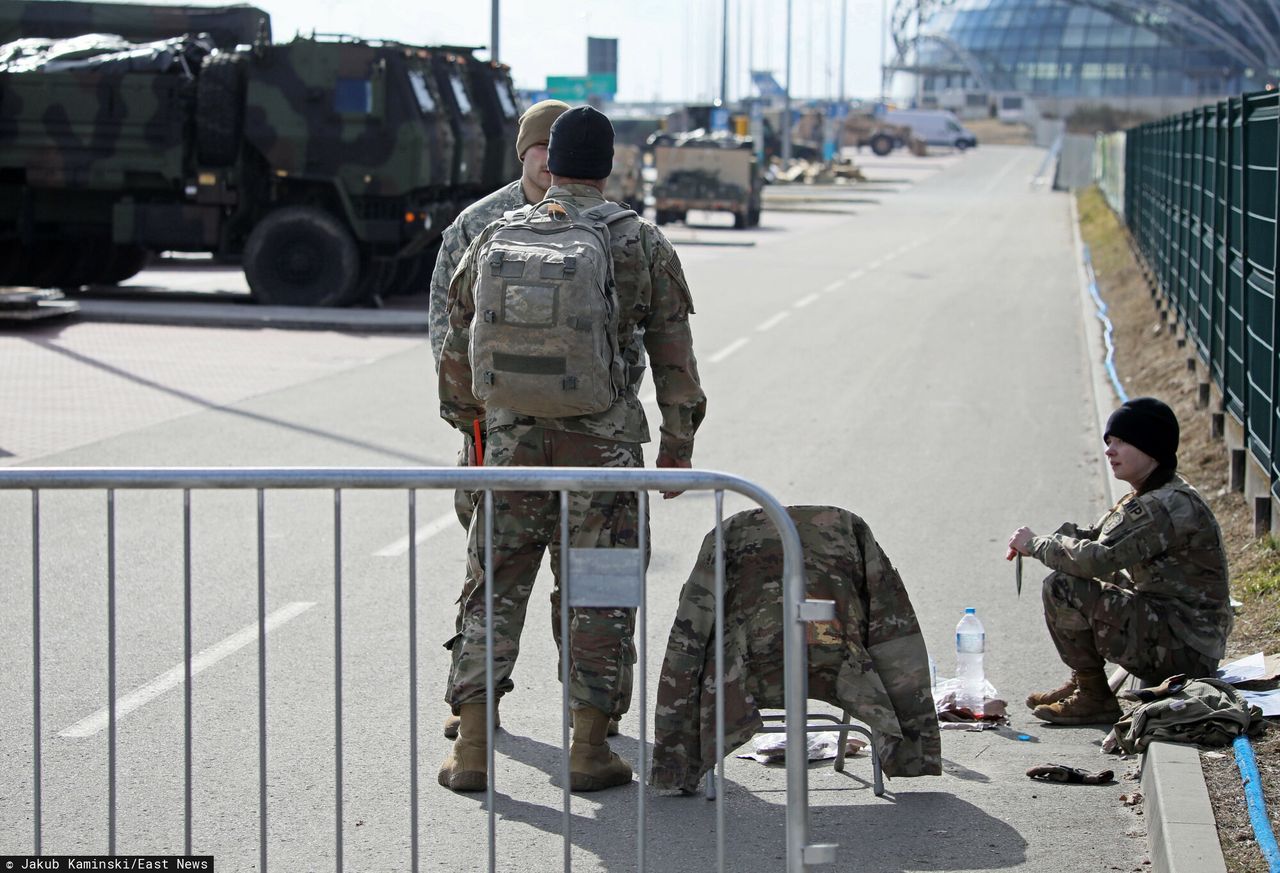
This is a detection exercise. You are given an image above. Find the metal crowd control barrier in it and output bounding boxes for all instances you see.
[0,466,851,873]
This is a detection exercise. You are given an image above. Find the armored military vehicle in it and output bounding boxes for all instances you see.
[651,132,761,229]
[0,1,522,306]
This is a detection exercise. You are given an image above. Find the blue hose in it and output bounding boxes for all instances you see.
[1082,244,1128,404]
[1234,734,1280,873]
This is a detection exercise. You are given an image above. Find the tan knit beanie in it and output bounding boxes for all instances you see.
[516,99,571,160]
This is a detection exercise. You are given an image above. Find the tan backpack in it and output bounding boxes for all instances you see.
[469,198,637,418]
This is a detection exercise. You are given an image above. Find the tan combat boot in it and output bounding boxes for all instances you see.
[569,706,633,792]
[568,711,621,737]
[437,703,490,792]
[1025,672,1080,709]
[444,705,500,740]
[1031,668,1122,726]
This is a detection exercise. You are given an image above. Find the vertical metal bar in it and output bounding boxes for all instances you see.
[31,488,41,856]
[334,489,344,873]
[408,490,419,873]
[183,489,192,856]
[484,489,496,873]
[107,490,117,855]
[636,488,649,873]
[713,491,726,873]
[783,508,808,873]
[257,489,267,873]
[559,489,571,873]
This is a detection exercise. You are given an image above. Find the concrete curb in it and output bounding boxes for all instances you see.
[69,298,429,333]
[1142,741,1228,873]
[1068,194,1228,873]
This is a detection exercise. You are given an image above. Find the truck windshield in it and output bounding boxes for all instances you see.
[495,81,517,118]
[408,69,436,114]
[449,73,472,115]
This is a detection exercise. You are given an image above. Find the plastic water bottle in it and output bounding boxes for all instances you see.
[955,607,986,717]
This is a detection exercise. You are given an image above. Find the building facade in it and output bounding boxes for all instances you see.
[889,0,1279,119]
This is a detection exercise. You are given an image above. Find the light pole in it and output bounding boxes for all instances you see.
[782,0,792,163]
[720,0,730,106]
[490,0,499,63]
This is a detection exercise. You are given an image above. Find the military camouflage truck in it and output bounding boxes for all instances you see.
[651,132,761,229]
[0,1,523,306]
[604,144,643,208]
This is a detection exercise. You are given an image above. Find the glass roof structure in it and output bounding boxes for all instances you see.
[889,0,1277,100]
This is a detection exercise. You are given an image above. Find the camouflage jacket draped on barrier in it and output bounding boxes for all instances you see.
[429,179,528,368]
[650,505,942,794]
[1029,476,1232,659]
[439,183,706,461]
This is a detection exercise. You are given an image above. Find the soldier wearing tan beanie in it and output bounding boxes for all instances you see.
[426,98,572,745]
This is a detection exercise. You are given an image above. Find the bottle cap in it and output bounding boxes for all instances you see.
[965,607,976,614]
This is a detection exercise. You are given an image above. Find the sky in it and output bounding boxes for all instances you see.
[113,0,893,103]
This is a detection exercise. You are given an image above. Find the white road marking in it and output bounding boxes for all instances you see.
[823,280,844,293]
[375,510,459,557]
[708,337,750,363]
[868,259,885,270]
[794,293,820,308]
[847,268,866,281]
[59,601,317,739]
[757,312,791,332]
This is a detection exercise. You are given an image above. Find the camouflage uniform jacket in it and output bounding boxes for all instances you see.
[429,179,529,369]
[439,183,707,461]
[1029,475,1232,659]
[650,506,942,793]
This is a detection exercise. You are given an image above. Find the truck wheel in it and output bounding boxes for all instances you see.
[654,209,670,226]
[748,207,761,227]
[869,134,893,156]
[244,207,361,307]
[99,245,150,285]
[733,210,747,229]
[955,139,970,151]
[196,53,247,167]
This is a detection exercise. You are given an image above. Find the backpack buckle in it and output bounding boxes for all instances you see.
[562,255,577,275]
[483,310,497,323]
[487,251,504,274]
[562,375,578,391]
[482,371,496,386]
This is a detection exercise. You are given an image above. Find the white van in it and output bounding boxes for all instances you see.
[884,109,979,150]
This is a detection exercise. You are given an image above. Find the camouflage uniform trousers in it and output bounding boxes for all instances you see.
[1042,570,1218,683]
[446,423,647,717]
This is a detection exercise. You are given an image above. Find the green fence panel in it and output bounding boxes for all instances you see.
[1195,106,1215,361]
[1211,101,1230,390]
[1227,97,1248,421]
[1182,111,1200,333]
[1243,91,1278,468]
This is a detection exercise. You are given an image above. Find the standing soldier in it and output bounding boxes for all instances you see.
[430,99,568,744]
[437,106,707,792]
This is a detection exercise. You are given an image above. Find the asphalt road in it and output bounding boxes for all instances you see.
[0,147,1145,872]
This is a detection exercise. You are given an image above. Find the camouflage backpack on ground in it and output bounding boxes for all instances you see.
[469,198,637,418]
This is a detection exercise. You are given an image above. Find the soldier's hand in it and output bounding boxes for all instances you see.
[656,452,690,499]
[1008,526,1036,556]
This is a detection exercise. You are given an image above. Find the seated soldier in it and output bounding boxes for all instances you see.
[650,505,941,794]
[1007,397,1233,726]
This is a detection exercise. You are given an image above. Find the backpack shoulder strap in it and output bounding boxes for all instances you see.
[582,201,638,226]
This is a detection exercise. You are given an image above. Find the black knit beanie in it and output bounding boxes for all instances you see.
[547,106,614,180]
[1104,396,1179,469]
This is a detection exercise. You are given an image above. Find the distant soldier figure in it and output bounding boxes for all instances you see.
[436,105,707,792]
[430,98,570,745]
[1008,397,1233,725]
[651,505,941,794]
